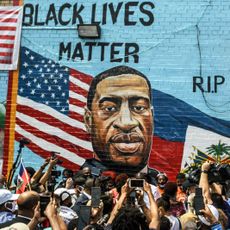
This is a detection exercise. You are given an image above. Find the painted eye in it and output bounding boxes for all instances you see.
[132,106,145,112]
[104,106,117,112]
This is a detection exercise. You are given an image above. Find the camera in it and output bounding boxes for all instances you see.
[187,164,230,185]
[51,170,62,178]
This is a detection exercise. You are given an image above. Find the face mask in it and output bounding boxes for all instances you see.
[159,184,165,189]
[4,201,17,213]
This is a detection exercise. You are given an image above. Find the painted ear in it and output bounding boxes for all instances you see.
[84,107,92,133]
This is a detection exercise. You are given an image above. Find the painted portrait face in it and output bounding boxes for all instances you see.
[85,74,153,173]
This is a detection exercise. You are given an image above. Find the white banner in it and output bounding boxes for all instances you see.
[0,6,23,70]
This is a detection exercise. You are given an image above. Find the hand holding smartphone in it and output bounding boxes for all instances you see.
[129,179,144,188]
[40,194,51,217]
[194,188,205,215]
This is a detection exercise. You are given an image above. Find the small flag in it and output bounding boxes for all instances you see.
[16,159,30,194]
[0,6,23,70]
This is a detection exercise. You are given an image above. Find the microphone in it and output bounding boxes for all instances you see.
[19,138,30,147]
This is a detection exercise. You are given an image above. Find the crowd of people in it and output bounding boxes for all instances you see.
[0,156,229,230]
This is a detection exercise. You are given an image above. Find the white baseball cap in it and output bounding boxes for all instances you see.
[0,189,19,205]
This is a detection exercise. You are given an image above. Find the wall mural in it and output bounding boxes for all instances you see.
[2,0,230,180]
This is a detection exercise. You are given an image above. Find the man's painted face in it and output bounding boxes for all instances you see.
[85,74,153,172]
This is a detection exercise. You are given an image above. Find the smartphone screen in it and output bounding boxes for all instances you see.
[91,187,101,208]
[78,205,91,230]
[40,195,50,216]
[194,188,205,215]
[129,179,144,188]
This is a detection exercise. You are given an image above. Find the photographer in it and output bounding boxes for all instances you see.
[199,161,229,229]
[106,180,159,230]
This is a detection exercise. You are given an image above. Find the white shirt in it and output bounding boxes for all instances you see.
[167,215,181,230]
[143,184,161,208]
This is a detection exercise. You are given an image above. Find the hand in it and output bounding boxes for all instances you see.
[49,157,59,167]
[136,188,144,205]
[121,181,132,195]
[44,197,57,218]
[143,181,151,194]
[43,158,50,167]
[201,161,211,171]
[199,205,218,225]
[65,178,73,189]
[33,202,41,221]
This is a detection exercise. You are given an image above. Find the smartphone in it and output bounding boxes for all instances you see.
[40,195,50,216]
[193,188,205,215]
[78,205,91,230]
[129,179,144,188]
[91,187,101,207]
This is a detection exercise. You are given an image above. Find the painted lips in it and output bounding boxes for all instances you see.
[110,133,143,153]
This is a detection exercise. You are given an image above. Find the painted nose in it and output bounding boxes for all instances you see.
[113,102,138,132]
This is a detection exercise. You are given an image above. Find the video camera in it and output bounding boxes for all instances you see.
[187,163,230,185]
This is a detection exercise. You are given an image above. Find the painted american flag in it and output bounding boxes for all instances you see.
[16,47,93,170]
[0,6,23,70]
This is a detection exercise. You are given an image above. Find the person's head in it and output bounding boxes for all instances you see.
[176,173,186,187]
[17,191,39,217]
[84,178,99,194]
[157,195,171,215]
[112,206,149,230]
[163,182,178,199]
[157,173,168,188]
[159,216,171,230]
[60,191,72,207]
[25,167,36,178]
[62,169,73,178]
[0,189,19,213]
[84,66,153,173]
[182,180,197,195]
[81,167,92,178]
[73,175,86,195]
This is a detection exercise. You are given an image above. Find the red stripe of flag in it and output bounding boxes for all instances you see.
[16,117,93,159]
[0,18,17,23]
[0,52,13,56]
[0,35,15,40]
[69,83,89,98]
[69,98,86,108]
[0,26,17,31]
[69,111,84,123]
[0,43,14,48]
[70,69,93,85]
[0,10,19,14]
[16,104,90,141]
[0,60,11,64]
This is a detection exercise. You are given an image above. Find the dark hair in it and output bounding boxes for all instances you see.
[157,195,171,211]
[87,65,152,111]
[211,193,225,209]
[159,216,171,230]
[62,169,73,177]
[73,175,86,187]
[17,192,39,211]
[26,167,36,177]
[112,207,149,230]
[164,182,177,198]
